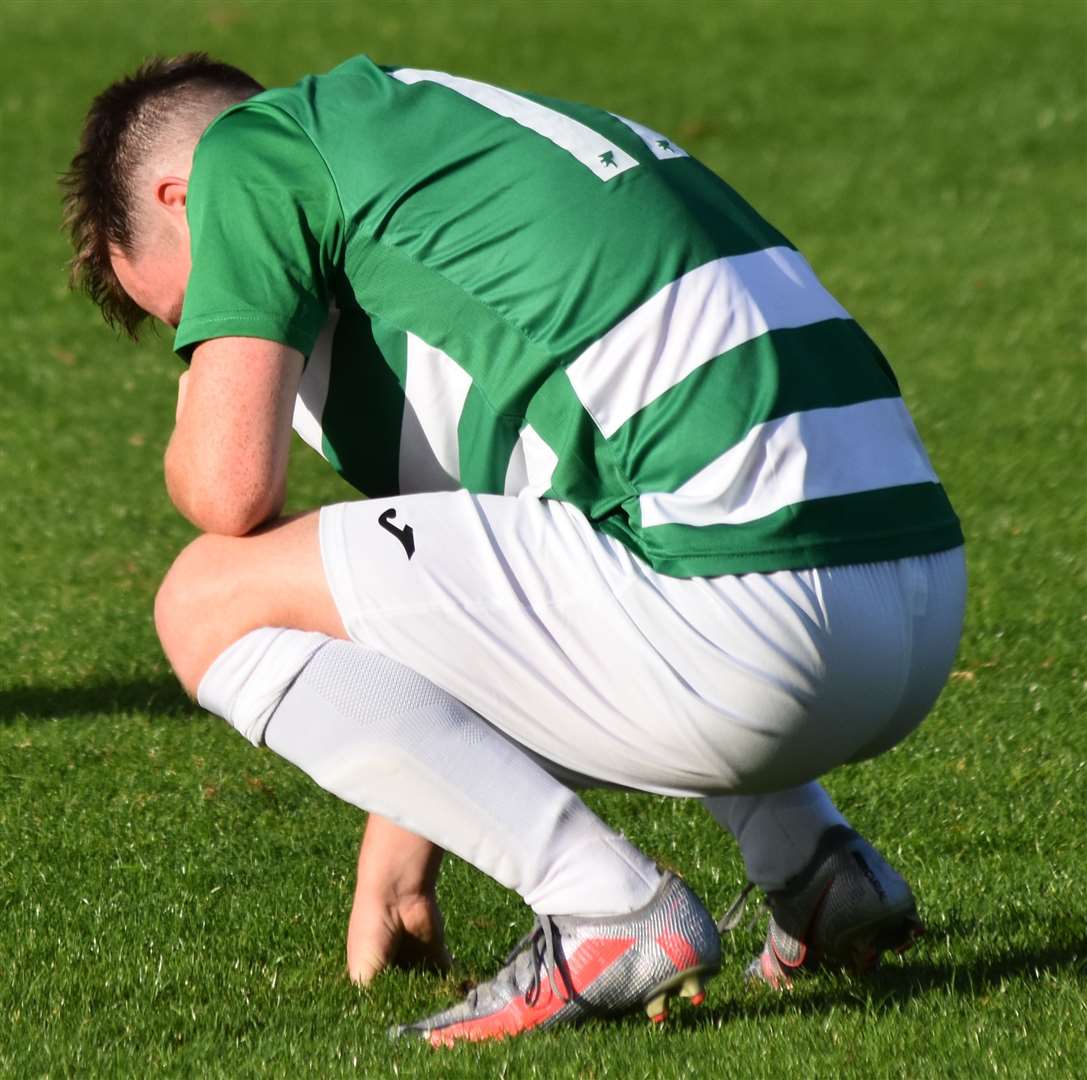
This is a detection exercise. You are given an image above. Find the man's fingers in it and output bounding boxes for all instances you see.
[346,893,449,984]
[348,938,393,985]
[348,929,449,983]
[174,370,189,423]
[346,902,401,984]
[392,934,452,973]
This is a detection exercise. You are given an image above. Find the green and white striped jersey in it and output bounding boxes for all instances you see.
[176,55,962,577]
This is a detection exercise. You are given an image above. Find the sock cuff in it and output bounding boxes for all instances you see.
[197,628,330,745]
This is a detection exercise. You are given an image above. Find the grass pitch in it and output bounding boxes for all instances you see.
[1,1,1084,1076]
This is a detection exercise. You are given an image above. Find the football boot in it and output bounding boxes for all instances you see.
[394,871,721,1046]
[719,826,924,988]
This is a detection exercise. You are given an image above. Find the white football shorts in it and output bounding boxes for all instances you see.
[320,492,965,797]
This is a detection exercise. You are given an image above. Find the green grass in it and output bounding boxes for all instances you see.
[1,0,1085,1075]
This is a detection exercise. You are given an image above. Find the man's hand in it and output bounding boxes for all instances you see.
[347,815,450,985]
[175,370,190,423]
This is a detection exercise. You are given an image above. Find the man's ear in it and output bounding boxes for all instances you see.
[154,177,188,216]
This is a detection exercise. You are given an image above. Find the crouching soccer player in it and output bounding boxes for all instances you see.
[63,54,965,1044]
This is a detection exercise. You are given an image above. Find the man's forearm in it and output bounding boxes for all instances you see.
[163,339,301,536]
[164,427,286,536]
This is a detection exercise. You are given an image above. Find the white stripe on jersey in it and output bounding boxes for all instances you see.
[609,113,689,160]
[503,424,559,497]
[565,247,851,439]
[391,68,639,181]
[292,305,340,460]
[639,397,938,528]
[398,333,474,494]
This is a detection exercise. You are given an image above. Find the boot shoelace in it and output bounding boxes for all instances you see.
[506,915,572,1007]
[716,881,767,934]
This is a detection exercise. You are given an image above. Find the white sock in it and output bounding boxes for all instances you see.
[197,630,660,916]
[702,783,850,892]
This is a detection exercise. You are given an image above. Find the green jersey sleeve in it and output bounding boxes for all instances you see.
[174,102,345,359]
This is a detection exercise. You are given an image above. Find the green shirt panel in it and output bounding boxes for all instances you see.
[601,484,964,578]
[176,104,344,358]
[256,58,792,400]
[319,299,404,497]
[611,319,902,493]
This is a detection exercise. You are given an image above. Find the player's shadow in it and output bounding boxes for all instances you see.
[0,675,193,724]
[672,928,1086,1029]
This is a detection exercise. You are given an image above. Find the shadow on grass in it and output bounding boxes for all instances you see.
[674,933,1087,1029]
[0,676,194,724]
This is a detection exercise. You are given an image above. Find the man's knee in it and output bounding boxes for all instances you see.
[154,512,345,697]
[155,533,241,696]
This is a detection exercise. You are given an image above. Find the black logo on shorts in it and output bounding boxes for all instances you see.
[378,508,415,560]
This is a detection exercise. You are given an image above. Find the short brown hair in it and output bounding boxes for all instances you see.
[61,53,263,338]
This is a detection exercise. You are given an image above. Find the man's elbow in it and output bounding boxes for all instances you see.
[196,498,281,537]
[167,472,285,537]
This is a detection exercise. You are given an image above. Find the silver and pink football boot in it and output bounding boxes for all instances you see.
[721,826,925,989]
[393,872,721,1047]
